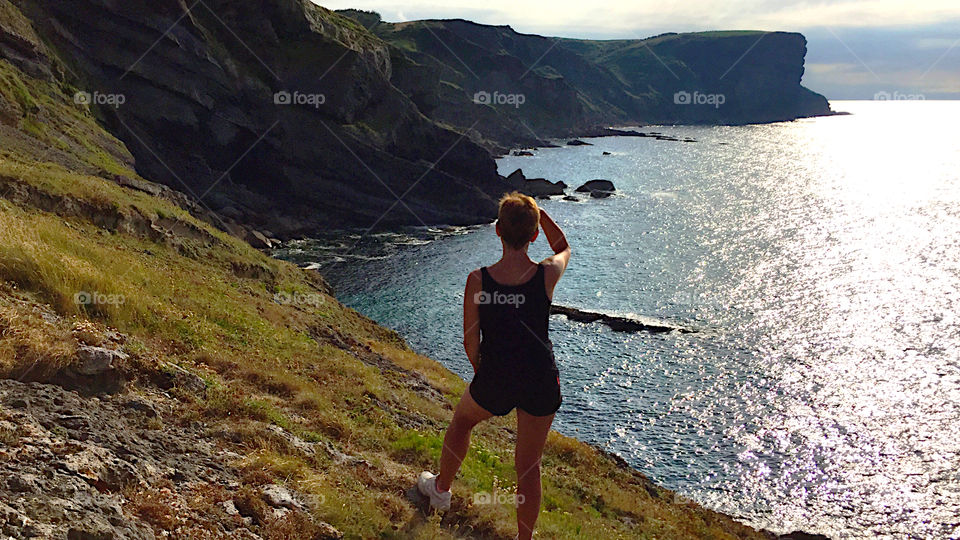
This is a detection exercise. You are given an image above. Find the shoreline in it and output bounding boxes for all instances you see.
[493,110,846,157]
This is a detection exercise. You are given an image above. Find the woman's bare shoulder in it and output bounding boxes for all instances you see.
[467,268,483,284]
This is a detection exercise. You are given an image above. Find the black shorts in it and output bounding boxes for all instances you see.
[469,361,562,417]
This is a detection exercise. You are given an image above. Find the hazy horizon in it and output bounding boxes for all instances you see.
[315,0,960,100]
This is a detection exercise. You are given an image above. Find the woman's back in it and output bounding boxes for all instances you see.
[477,263,553,369]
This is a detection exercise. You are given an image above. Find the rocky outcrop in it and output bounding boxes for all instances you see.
[0,378,218,539]
[13,0,509,238]
[0,379,344,539]
[551,304,694,334]
[504,168,566,197]
[0,0,55,80]
[0,173,225,250]
[594,31,832,125]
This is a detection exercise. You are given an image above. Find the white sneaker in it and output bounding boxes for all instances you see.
[417,471,451,511]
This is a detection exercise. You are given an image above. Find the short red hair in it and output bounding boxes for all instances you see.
[497,192,539,249]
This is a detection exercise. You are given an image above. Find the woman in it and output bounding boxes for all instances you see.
[418,192,572,540]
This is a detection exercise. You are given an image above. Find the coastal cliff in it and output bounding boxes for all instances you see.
[345,14,833,150]
[5,0,831,238]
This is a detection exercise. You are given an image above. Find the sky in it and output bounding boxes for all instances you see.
[314,0,960,99]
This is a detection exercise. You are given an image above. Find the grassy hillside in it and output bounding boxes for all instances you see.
[0,6,771,539]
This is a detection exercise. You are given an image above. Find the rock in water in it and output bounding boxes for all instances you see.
[566,139,592,146]
[551,305,693,334]
[505,169,526,187]
[526,178,566,197]
[503,169,566,197]
[575,179,616,196]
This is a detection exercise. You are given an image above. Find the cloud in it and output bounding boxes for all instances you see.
[798,24,960,97]
[316,0,960,35]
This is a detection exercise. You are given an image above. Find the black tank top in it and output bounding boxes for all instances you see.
[478,264,556,371]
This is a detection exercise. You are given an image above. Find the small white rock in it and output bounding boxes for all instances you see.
[261,484,301,510]
[75,346,128,375]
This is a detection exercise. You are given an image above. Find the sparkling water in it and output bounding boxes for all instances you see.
[274,101,960,538]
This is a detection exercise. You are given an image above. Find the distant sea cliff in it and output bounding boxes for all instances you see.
[356,14,833,151]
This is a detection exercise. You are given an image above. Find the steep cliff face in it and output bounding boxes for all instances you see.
[370,17,622,150]
[13,0,504,237]
[347,15,833,150]
[579,31,831,124]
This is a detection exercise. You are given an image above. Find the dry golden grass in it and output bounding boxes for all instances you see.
[0,293,76,379]
[125,488,181,531]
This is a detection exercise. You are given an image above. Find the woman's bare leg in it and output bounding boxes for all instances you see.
[515,409,554,540]
[436,389,493,492]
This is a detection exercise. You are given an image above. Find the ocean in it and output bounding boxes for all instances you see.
[274,101,960,538]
